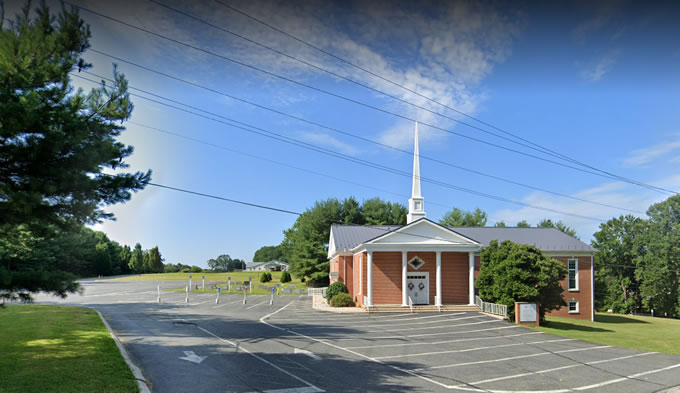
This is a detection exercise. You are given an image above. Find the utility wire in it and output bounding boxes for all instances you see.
[73,72,607,222]
[129,120,508,220]
[84,51,646,215]
[212,0,677,196]
[66,1,676,196]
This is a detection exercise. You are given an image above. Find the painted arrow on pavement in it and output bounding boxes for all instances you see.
[179,351,207,364]
[294,348,321,360]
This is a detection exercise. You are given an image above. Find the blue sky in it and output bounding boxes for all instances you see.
[8,0,679,267]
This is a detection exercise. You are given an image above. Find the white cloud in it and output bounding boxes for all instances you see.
[624,133,680,167]
[297,131,360,156]
[580,50,620,82]
[492,174,680,240]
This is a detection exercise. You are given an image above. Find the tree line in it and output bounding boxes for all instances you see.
[253,197,579,286]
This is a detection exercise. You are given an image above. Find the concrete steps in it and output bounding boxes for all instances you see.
[365,304,481,313]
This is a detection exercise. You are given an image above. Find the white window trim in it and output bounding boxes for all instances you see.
[568,300,579,314]
[568,258,579,291]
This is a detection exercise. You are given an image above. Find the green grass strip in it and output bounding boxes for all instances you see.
[534,313,680,355]
[0,305,138,393]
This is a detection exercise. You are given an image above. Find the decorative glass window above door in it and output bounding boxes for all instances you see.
[408,257,425,270]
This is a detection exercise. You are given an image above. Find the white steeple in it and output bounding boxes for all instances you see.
[407,122,426,223]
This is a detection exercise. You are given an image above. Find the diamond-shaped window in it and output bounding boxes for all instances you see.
[408,257,425,270]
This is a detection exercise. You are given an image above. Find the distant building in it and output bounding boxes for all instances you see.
[245,260,289,272]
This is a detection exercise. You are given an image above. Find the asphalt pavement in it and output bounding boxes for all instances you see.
[30,278,680,393]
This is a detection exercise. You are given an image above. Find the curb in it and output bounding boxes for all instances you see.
[96,310,151,393]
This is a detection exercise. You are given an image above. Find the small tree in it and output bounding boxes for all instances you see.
[477,240,567,322]
[280,271,292,283]
[260,272,272,283]
[190,266,202,273]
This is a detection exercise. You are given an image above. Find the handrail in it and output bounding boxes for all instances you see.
[475,295,508,318]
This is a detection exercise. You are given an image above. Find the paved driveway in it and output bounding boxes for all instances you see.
[33,279,680,393]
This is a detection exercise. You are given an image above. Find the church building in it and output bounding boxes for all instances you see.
[327,123,596,320]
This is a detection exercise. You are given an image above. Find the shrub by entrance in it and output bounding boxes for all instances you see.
[330,293,354,307]
[326,282,348,302]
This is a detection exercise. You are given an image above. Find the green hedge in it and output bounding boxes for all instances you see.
[260,272,272,283]
[330,293,355,307]
[280,271,291,283]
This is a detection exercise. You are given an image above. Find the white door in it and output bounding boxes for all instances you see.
[407,273,429,305]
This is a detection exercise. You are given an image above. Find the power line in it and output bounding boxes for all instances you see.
[151,0,597,169]
[83,51,646,215]
[73,72,608,222]
[212,0,677,197]
[66,1,676,196]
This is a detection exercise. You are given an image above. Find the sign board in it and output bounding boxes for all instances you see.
[271,288,276,294]
[202,276,205,279]
[228,277,231,281]
[189,275,192,279]
[329,272,339,279]
[276,283,280,287]
[519,303,538,322]
[217,287,221,293]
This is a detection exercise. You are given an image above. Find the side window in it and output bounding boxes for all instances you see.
[568,300,579,313]
[568,259,578,291]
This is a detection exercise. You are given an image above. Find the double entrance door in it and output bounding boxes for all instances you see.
[407,273,429,305]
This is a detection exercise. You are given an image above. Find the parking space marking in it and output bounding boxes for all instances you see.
[292,313,476,330]
[369,324,519,339]
[468,352,654,386]
[416,345,614,371]
[211,299,246,309]
[347,331,544,350]
[362,318,500,333]
[246,300,272,310]
[193,322,324,393]
[371,338,576,360]
[573,362,680,391]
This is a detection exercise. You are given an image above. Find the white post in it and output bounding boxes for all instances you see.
[189,276,192,291]
[366,251,373,307]
[468,252,475,305]
[243,288,247,304]
[228,278,231,292]
[436,251,442,306]
[202,276,205,292]
[157,285,160,303]
[249,280,252,292]
[401,251,408,307]
[216,287,221,304]
[185,286,189,303]
[270,289,274,305]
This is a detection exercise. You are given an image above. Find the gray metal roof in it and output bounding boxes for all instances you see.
[331,223,596,253]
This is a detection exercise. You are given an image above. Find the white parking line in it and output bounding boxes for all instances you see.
[415,345,613,371]
[573,361,680,391]
[246,300,271,310]
[360,316,496,333]
[367,320,504,337]
[339,325,520,341]
[193,322,324,393]
[293,314,476,330]
[211,299,245,309]
[372,338,576,360]
[347,331,544,350]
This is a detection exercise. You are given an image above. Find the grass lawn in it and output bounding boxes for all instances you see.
[0,305,138,393]
[112,271,307,295]
[534,313,680,355]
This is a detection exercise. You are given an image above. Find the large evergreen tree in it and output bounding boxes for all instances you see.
[0,5,149,302]
[476,240,567,322]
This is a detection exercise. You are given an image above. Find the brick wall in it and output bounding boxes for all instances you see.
[372,252,402,304]
[442,252,469,304]
[548,256,593,320]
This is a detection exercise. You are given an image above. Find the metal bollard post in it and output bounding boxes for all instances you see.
[243,288,247,304]
[216,287,221,304]
[270,289,274,305]
[185,286,189,303]
[202,276,205,292]
[157,285,161,303]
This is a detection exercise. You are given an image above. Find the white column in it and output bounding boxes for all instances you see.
[367,251,373,306]
[402,251,408,306]
[436,251,442,306]
[468,252,475,305]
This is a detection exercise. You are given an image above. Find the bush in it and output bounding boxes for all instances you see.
[181,267,191,273]
[326,281,348,302]
[190,266,203,273]
[330,293,354,307]
[260,272,272,283]
[280,271,291,283]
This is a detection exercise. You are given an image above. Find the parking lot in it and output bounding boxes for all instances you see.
[33,279,680,393]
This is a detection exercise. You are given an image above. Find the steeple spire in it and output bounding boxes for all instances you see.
[407,122,426,223]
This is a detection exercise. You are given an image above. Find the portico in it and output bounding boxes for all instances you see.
[351,219,481,307]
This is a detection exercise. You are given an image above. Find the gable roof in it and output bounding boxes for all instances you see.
[247,260,289,268]
[329,223,596,255]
